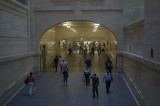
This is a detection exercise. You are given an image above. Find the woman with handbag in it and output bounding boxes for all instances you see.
[27,72,35,97]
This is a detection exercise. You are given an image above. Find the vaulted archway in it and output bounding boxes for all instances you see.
[40,20,117,73]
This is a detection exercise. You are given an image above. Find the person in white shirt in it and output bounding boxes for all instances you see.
[60,59,68,72]
[58,56,64,72]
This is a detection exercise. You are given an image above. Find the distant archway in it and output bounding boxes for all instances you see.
[40,20,117,73]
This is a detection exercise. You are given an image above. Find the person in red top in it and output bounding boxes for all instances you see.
[27,72,35,97]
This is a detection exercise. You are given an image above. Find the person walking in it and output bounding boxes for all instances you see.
[91,46,95,56]
[53,55,59,72]
[58,56,63,72]
[60,59,68,72]
[68,47,72,55]
[85,57,92,70]
[27,72,35,97]
[102,70,113,95]
[105,57,113,73]
[63,70,69,86]
[83,66,91,86]
[90,73,99,98]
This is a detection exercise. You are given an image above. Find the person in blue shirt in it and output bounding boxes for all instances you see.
[102,70,113,94]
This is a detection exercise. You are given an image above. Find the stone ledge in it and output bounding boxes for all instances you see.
[117,51,160,71]
[0,52,40,63]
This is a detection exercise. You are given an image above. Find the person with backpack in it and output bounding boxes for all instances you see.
[102,70,113,95]
[105,57,113,73]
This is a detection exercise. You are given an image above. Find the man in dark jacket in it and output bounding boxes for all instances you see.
[105,58,113,73]
[54,55,59,72]
[90,73,99,98]
[85,58,92,70]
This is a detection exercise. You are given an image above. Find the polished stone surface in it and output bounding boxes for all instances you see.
[5,72,137,106]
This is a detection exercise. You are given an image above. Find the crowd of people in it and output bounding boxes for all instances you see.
[25,55,113,99]
[67,41,107,57]
[83,57,113,98]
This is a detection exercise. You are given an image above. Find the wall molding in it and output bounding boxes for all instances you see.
[0,52,40,63]
[0,0,28,17]
[117,51,160,72]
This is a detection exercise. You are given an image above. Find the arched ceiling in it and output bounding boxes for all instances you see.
[41,21,116,44]
[56,21,111,33]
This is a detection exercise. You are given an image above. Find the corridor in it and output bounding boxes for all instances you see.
[4,51,138,106]
[5,72,138,106]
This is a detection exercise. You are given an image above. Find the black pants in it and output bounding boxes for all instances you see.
[105,67,112,73]
[54,63,58,72]
[63,76,68,83]
[92,87,98,98]
[85,76,90,86]
[105,80,111,94]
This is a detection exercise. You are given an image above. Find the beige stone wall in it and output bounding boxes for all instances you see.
[33,0,124,51]
[124,20,144,56]
[0,0,29,55]
[144,0,160,62]
[122,0,144,26]
[119,52,160,105]
[120,0,160,105]
[0,1,39,105]
[0,52,40,105]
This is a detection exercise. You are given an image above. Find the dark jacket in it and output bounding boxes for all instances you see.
[92,77,99,88]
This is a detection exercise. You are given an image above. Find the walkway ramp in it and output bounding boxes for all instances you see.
[5,72,138,106]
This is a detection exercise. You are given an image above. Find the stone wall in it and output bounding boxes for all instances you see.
[118,52,160,105]
[122,0,144,26]
[33,0,124,51]
[144,0,160,62]
[121,1,160,104]
[0,0,29,56]
[124,20,144,56]
[0,1,39,105]
[0,52,40,105]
